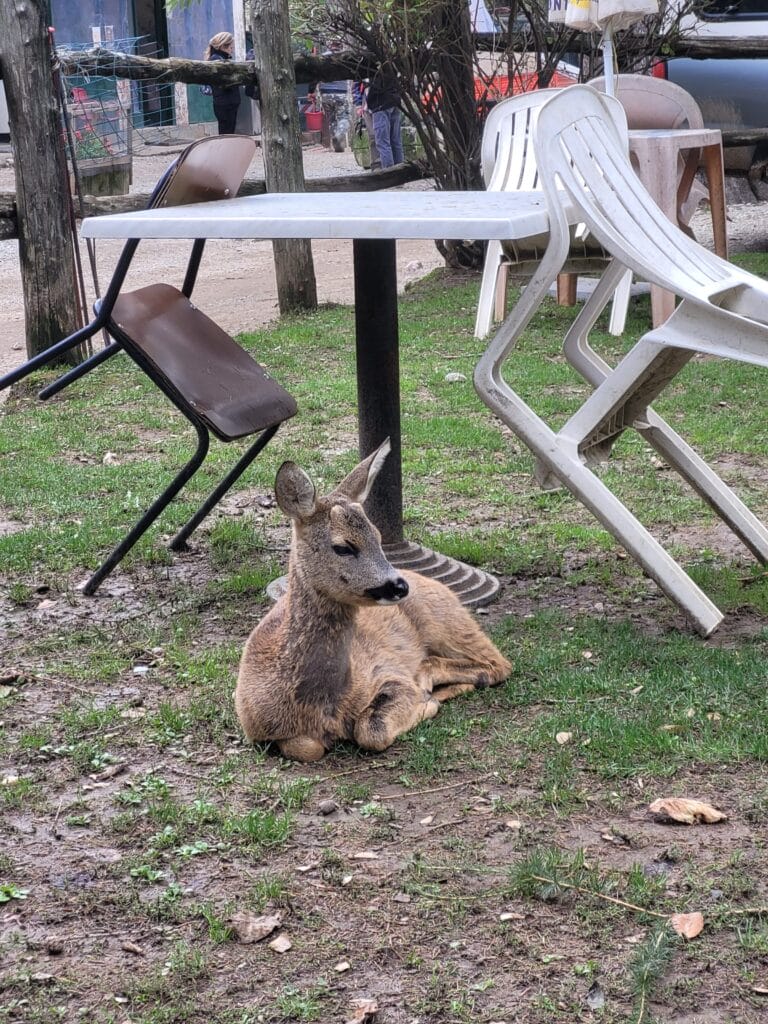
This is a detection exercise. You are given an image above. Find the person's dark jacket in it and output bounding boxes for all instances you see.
[244,49,260,102]
[208,47,240,107]
[366,68,399,113]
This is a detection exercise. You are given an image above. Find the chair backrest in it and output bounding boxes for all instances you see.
[481,87,629,194]
[532,86,734,301]
[588,74,704,132]
[481,90,566,192]
[152,135,257,209]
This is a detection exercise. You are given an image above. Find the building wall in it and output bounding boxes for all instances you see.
[50,0,235,126]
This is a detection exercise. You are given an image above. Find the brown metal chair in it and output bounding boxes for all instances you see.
[0,136,298,594]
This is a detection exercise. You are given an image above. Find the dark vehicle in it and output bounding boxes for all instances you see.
[653,0,768,170]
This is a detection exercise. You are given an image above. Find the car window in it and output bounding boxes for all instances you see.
[696,0,768,19]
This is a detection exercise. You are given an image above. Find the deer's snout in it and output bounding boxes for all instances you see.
[365,576,409,604]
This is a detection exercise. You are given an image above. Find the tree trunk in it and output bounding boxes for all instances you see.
[251,0,317,313]
[0,0,81,358]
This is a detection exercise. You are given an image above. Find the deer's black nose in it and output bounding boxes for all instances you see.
[365,576,409,603]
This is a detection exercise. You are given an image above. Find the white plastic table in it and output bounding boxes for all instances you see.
[82,190,553,605]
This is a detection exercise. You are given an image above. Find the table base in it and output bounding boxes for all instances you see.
[383,541,500,607]
[266,541,500,608]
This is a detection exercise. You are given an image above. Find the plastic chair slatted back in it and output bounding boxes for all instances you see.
[474,89,627,339]
[545,109,729,295]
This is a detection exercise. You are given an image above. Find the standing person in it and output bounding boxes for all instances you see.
[204,32,241,135]
[354,80,381,171]
[367,65,403,168]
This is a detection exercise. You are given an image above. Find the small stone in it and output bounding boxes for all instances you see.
[334,960,351,972]
[444,371,467,383]
[269,933,292,953]
[317,799,339,816]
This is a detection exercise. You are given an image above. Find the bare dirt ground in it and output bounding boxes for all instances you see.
[0,140,444,378]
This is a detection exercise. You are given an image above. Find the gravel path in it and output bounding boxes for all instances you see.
[0,139,443,377]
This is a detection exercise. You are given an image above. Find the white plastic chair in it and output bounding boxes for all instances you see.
[474,90,628,340]
[475,84,768,636]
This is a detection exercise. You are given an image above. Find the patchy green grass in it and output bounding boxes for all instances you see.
[1,263,768,1022]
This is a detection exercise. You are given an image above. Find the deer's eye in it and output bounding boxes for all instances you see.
[332,543,358,557]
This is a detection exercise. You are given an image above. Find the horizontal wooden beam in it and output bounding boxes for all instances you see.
[50,47,375,88]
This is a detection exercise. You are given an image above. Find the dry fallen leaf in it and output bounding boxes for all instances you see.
[350,851,379,860]
[669,911,705,939]
[269,933,292,953]
[345,997,378,1024]
[229,911,282,944]
[648,798,727,825]
[555,731,573,745]
[419,815,434,826]
[121,940,145,956]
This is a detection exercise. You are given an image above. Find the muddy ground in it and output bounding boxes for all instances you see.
[2,146,768,1022]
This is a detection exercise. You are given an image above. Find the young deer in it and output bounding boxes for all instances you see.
[235,439,511,761]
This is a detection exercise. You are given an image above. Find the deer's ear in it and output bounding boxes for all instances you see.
[275,462,317,520]
[333,437,391,504]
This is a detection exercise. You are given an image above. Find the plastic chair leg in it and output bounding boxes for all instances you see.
[556,273,577,306]
[474,241,504,339]
[607,269,632,336]
[169,423,280,551]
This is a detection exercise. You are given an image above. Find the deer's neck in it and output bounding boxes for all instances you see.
[283,568,356,709]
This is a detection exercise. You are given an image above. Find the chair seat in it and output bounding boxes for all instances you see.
[109,284,297,441]
[501,229,607,265]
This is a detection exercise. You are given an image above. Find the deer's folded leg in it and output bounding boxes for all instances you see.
[353,681,439,751]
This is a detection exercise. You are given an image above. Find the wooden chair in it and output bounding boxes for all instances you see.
[0,136,298,594]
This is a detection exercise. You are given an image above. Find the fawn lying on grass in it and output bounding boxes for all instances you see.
[235,439,511,761]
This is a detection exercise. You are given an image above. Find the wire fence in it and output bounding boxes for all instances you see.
[60,36,182,152]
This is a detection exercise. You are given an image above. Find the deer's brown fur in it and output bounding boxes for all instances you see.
[235,440,511,762]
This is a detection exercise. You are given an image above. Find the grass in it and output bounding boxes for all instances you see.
[1,262,768,1021]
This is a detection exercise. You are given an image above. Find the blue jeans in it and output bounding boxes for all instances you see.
[372,108,403,167]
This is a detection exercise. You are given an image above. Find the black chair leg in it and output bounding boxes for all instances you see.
[83,423,210,595]
[0,320,106,391]
[39,343,121,401]
[169,424,280,552]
